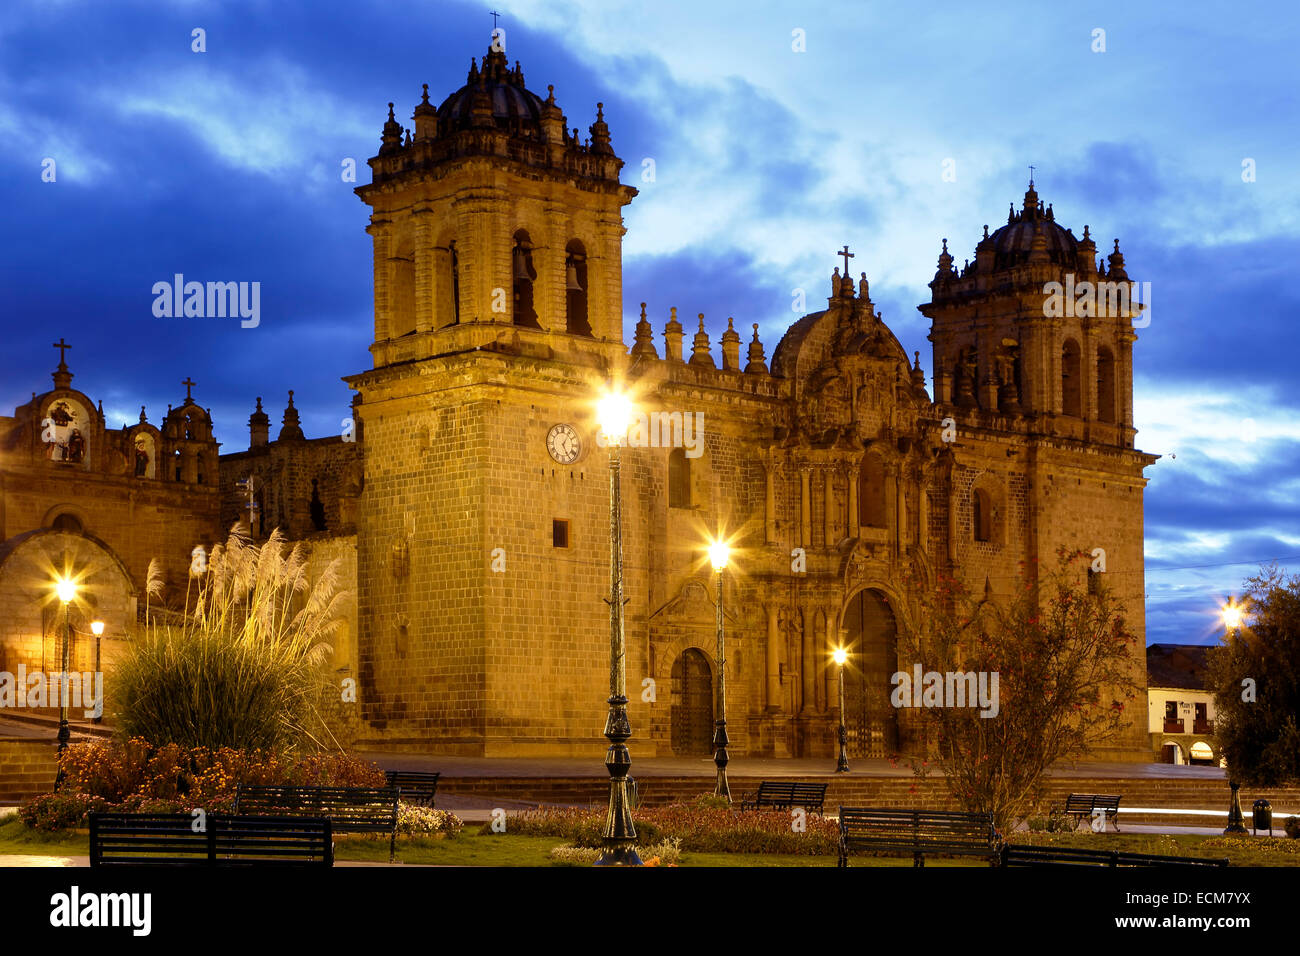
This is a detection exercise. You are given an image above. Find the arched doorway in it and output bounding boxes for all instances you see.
[840,588,898,757]
[670,648,713,756]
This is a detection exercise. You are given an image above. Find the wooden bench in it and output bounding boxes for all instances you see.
[739,781,828,816]
[838,807,999,867]
[1000,844,1228,867]
[89,813,333,867]
[235,785,400,862]
[1063,793,1122,832]
[384,770,440,807]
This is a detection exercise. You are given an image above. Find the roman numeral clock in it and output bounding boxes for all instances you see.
[546,423,581,464]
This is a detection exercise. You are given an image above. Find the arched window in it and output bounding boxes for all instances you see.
[565,239,591,336]
[1061,339,1082,417]
[858,454,886,528]
[390,232,416,336]
[1096,346,1116,423]
[973,488,992,542]
[512,230,539,328]
[51,513,83,534]
[443,240,461,327]
[668,448,690,508]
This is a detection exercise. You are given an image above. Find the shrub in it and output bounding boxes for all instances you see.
[116,529,349,750]
[19,792,110,831]
[549,837,681,866]
[396,804,463,836]
[1284,816,1300,839]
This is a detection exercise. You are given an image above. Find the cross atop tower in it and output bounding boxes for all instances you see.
[490,9,502,28]
[838,245,854,275]
[182,377,196,401]
[52,337,71,367]
[1028,164,1036,186]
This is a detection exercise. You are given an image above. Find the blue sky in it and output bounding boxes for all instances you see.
[1,0,1296,645]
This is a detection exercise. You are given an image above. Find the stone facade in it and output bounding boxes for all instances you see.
[0,39,1157,762]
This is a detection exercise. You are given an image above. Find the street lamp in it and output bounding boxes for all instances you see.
[594,388,641,866]
[832,647,850,773]
[708,538,731,802]
[90,620,104,725]
[1220,599,1249,834]
[53,577,76,790]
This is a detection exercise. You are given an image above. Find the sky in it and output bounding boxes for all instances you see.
[1,0,1296,646]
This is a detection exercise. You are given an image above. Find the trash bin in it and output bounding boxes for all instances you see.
[1253,799,1272,835]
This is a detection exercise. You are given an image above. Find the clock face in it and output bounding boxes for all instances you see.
[546,423,581,464]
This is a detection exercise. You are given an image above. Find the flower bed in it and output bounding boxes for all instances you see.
[21,738,387,831]
[481,795,839,856]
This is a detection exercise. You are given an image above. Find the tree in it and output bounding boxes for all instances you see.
[900,550,1142,833]
[1206,565,1300,786]
[113,527,348,750]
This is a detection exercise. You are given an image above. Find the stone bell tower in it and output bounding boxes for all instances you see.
[346,38,638,753]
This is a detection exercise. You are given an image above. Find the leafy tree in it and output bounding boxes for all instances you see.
[900,550,1141,833]
[114,528,348,750]
[1206,565,1300,786]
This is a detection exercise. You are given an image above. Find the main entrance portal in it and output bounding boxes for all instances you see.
[840,589,899,757]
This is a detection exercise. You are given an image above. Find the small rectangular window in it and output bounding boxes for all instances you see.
[553,519,569,549]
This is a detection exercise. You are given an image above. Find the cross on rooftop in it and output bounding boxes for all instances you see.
[52,337,71,366]
[490,9,502,28]
[1028,164,1036,185]
[182,377,196,401]
[838,245,854,274]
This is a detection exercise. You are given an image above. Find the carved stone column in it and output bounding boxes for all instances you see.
[848,464,860,538]
[799,468,811,549]
[823,468,835,547]
[765,602,781,712]
[800,604,815,715]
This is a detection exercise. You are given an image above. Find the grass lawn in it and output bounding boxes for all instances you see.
[3,817,1297,867]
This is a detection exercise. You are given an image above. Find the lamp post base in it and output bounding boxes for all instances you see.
[594,844,645,866]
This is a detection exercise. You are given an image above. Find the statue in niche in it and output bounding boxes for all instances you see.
[66,429,85,463]
[134,439,149,476]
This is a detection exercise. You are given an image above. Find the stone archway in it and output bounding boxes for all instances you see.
[840,587,898,757]
[670,648,713,756]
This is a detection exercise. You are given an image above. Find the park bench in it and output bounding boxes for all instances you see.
[838,807,999,867]
[89,813,333,867]
[739,781,828,816]
[234,785,400,862]
[1063,793,1122,832]
[384,770,440,807]
[1000,844,1228,867]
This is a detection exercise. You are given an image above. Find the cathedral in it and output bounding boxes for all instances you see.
[0,38,1155,760]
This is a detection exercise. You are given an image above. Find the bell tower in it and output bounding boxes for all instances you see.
[354,42,636,368]
[345,38,639,754]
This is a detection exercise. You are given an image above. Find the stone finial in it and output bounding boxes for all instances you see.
[720,316,741,371]
[689,313,716,368]
[379,101,403,155]
[663,306,684,362]
[911,351,926,390]
[745,323,769,375]
[1108,238,1128,280]
[139,405,147,424]
[631,302,659,359]
[937,238,954,276]
[413,83,437,141]
[278,390,304,442]
[589,101,612,155]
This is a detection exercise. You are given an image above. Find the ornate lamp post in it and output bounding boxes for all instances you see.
[594,389,641,866]
[708,539,731,802]
[1221,599,1249,834]
[90,620,104,725]
[53,577,76,791]
[832,647,850,773]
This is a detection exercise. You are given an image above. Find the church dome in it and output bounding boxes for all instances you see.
[437,46,547,134]
[984,182,1078,270]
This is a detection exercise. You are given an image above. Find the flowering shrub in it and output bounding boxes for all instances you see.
[19,792,110,831]
[396,804,463,836]
[1285,816,1300,839]
[481,804,838,855]
[23,738,385,829]
[549,837,681,866]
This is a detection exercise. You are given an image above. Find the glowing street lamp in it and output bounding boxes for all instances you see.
[594,388,641,866]
[52,577,76,789]
[1221,600,1243,636]
[90,621,104,725]
[709,538,731,802]
[832,647,850,773]
[1220,598,1250,834]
